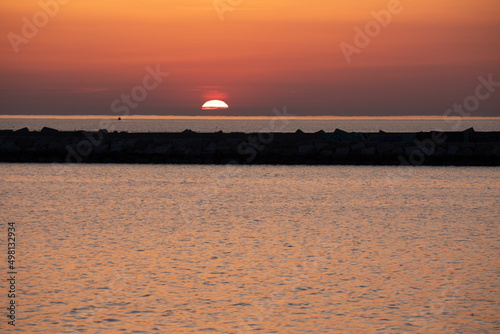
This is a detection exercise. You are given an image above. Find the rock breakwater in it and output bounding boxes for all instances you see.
[0,127,499,166]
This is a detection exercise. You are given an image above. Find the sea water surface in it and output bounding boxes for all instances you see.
[1,116,499,133]
[0,164,499,333]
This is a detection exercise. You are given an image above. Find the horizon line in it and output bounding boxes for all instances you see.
[1,115,500,120]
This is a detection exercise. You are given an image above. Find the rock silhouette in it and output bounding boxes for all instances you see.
[0,127,499,166]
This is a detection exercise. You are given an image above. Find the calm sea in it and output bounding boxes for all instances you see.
[0,163,499,333]
[1,116,499,133]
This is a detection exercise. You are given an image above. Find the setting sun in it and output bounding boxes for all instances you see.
[202,100,229,110]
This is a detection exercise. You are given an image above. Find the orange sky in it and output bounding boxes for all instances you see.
[1,0,499,116]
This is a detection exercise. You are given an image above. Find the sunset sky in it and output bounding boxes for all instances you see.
[1,0,499,116]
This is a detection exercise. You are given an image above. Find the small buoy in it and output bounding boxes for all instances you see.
[118,117,121,120]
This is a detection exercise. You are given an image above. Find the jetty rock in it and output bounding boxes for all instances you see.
[0,129,499,166]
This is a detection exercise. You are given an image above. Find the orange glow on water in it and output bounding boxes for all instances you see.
[1,164,499,332]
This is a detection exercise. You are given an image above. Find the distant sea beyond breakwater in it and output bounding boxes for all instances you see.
[1,127,499,166]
